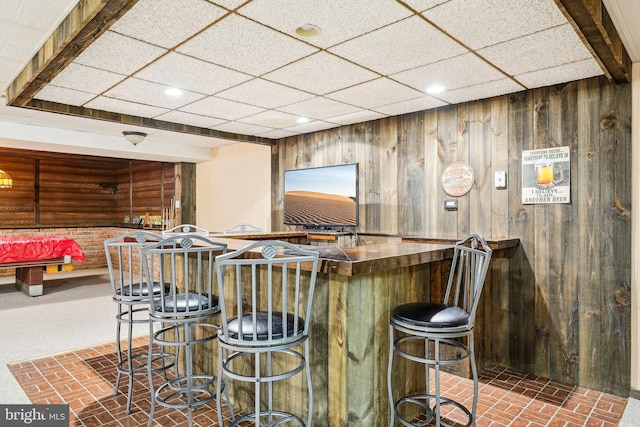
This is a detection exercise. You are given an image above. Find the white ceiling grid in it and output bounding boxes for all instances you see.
[1,0,629,155]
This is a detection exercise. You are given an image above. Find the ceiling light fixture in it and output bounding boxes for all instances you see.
[122,131,147,146]
[165,87,183,97]
[427,84,445,94]
[0,168,13,188]
[297,117,310,123]
[295,24,321,37]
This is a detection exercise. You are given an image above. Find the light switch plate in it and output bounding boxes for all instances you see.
[494,171,507,189]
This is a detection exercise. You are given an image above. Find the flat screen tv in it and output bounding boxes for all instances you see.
[284,163,359,229]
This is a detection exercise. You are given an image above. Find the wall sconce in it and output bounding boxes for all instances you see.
[0,168,13,188]
[122,131,147,145]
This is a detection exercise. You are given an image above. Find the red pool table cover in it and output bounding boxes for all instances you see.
[0,236,86,264]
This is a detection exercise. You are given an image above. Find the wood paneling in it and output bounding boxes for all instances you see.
[271,75,632,396]
[0,155,36,225]
[0,150,177,228]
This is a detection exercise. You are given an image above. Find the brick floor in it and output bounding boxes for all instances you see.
[7,337,627,426]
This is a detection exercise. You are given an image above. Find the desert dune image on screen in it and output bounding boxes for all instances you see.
[284,164,358,226]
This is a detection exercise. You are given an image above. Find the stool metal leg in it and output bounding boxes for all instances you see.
[388,326,395,426]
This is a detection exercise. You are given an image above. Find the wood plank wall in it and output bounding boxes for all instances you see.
[271,76,632,396]
[0,149,176,227]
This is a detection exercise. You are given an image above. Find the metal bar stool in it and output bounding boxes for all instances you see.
[104,231,173,414]
[388,234,492,427]
[214,240,320,427]
[141,234,227,427]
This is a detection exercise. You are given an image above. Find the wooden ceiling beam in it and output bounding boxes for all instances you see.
[24,99,277,146]
[555,0,631,83]
[5,0,139,106]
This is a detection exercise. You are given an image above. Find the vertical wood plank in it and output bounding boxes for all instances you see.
[576,77,602,390]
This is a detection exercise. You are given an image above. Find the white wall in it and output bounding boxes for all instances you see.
[196,142,271,233]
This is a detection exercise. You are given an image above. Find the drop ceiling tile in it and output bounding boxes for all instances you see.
[326,78,425,109]
[277,97,362,120]
[213,121,275,136]
[177,14,318,76]
[284,120,339,134]
[516,58,603,89]
[325,110,386,126]
[402,0,449,12]
[391,53,507,93]
[477,24,594,76]
[238,110,301,129]
[238,0,412,48]
[216,78,314,109]
[258,129,296,139]
[373,96,447,116]
[154,110,227,129]
[74,31,166,75]
[104,78,206,109]
[109,0,227,49]
[210,0,247,10]
[85,96,170,118]
[46,63,125,94]
[263,51,379,95]
[33,85,95,106]
[437,78,524,104]
[180,96,265,121]
[423,0,568,50]
[329,16,467,76]
[135,52,252,95]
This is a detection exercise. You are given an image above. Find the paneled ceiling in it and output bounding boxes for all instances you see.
[0,0,636,160]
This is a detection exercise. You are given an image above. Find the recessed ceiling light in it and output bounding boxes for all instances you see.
[165,87,183,97]
[296,24,321,37]
[297,117,310,123]
[427,85,445,94]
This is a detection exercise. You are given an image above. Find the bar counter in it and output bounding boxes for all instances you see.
[204,232,518,425]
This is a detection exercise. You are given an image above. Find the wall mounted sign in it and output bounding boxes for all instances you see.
[522,146,570,204]
[441,161,475,197]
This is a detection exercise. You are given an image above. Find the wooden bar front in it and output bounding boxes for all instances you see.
[201,235,518,425]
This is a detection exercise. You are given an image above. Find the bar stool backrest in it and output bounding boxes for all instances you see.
[215,240,320,347]
[141,234,227,319]
[162,224,209,237]
[104,231,163,303]
[443,234,493,330]
[223,223,263,234]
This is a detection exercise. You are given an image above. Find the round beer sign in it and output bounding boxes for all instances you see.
[441,161,474,197]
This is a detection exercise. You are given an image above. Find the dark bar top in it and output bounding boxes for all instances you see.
[209,232,519,277]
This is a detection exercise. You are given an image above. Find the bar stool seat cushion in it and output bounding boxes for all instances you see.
[227,311,304,341]
[119,281,169,297]
[392,302,469,328]
[154,293,218,312]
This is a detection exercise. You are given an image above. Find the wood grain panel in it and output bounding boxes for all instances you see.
[0,150,177,228]
[272,75,632,396]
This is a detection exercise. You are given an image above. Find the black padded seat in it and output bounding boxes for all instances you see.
[153,293,218,313]
[119,281,169,297]
[392,302,469,328]
[387,234,493,427]
[215,240,320,426]
[143,234,228,427]
[227,312,304,341]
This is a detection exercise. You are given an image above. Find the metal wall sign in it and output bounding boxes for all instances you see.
[522,146,571,204]
[441,161,475,197]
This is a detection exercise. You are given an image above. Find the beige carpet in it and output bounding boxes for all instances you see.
[0,268,147,404]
